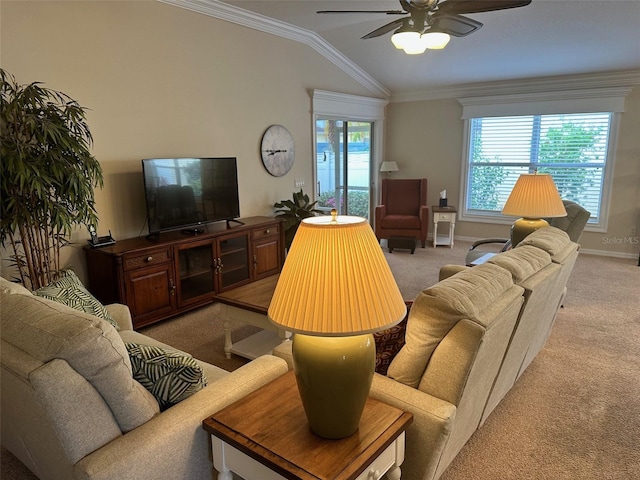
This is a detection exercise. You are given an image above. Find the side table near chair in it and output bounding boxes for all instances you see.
[432,206,457,248]
[203,371,413,480]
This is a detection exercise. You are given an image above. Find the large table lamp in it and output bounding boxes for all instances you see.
[268,210,406,439]
[502,172,567,246]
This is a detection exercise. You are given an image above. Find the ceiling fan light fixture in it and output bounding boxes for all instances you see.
[391,30,420,50]
[391,28,451,54]
[422,31,450,49]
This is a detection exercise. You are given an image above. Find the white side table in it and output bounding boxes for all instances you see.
[432,206,457,248]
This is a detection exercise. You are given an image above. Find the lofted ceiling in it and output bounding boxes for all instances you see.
[217,0,640,99]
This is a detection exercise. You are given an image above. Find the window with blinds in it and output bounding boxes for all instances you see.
[465,112,613,225]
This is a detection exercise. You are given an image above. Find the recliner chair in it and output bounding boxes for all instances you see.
[375,178,429,248]
[465,200,590,265]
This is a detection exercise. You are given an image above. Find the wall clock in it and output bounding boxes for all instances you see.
[261,124,295,177]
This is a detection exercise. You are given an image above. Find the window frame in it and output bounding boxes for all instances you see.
[457,88,630,233]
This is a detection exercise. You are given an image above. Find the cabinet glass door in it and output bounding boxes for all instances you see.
[217,235,250,291]
[178,243,215,305]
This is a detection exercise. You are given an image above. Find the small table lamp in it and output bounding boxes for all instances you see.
[268,210,406,439]
[502,172,567,246]
[380,161,399,178]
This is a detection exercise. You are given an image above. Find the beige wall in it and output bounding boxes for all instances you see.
[385,89,640,257]
[0,0,375,278]
[2,0,638,284]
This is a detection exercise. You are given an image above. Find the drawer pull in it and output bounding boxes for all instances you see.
[265,229,270,234]
[368,469,380,479]
[146,256,153,262]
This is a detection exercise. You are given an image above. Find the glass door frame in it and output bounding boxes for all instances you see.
[315,119,373,218]
[311,90,388,222]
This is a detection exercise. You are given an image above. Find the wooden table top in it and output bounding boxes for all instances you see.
[432,205,457,213]
[215,274,279,315]
[203,371,413,480]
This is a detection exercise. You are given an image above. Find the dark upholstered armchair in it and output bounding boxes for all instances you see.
[375,178,429,248]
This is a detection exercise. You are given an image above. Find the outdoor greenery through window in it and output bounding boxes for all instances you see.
[466,112,613,225]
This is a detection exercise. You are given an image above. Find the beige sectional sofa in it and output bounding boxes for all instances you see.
[0,277,289,480]
[274,226,579,480]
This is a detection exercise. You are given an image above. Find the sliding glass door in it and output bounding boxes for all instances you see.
[315,119,373,219]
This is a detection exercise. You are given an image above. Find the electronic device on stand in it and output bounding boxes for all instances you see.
[88,225,116,248]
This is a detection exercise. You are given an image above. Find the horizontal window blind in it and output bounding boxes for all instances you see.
[467,112,612,223]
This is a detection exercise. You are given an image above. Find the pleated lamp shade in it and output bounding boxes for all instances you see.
[268,213,406,336]
[502,173,567,218]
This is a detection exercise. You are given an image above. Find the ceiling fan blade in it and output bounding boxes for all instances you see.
[436,0,532,15]
[361,18,407,39]
[317,10,406,15]
[431,13,482,37]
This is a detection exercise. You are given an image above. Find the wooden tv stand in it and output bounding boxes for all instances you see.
[85,216,284,329]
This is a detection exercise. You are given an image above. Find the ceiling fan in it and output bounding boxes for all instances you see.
[318,0,532,53]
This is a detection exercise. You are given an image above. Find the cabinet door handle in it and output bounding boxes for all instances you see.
[169,278,176,295]
[253,254,258,269]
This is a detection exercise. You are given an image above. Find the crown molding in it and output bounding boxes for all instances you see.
[390,69,640,103]
[158,0,390,99]
[312,90,388,120]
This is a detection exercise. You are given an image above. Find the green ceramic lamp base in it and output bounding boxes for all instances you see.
[292,333,375,439]
[510,217,550,247]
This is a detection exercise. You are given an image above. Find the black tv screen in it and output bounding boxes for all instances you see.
[142,157,240,234]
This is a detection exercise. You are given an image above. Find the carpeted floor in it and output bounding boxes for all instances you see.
[2,240,639,479]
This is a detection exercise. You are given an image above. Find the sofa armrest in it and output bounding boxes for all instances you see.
[438,264,469,281]
[374,205,387,231]
[419,204,429,221]
[369,373,456,480]
[105,303,134,331]
[272,340,294,370]
[73,355,289,480]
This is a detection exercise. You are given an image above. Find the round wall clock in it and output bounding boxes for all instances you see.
[261,124,295,177]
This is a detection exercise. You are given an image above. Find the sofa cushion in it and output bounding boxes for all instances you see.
[33,269,119,330]
[488,245,551,283]
[0,277,32,296]
[380,215,422,229]
[374,301,412,375]
[126,343,208,411]
[0,291,159,432]
[387,263,513,388]
[30,359,123,463]
[518,226,570,256]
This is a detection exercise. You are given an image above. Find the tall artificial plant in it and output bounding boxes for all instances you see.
[0,69,103,290]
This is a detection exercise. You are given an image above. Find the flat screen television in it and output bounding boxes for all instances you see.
[142,157,240,235]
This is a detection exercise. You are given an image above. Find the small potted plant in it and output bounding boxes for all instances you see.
[274,189,322,250]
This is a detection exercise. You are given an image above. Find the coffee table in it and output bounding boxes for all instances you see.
[203,371,413,480]
[215,274,291,359]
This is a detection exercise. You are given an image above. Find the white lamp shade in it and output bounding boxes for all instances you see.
[392,31,450,53]
[268,214,406,336]
[422,32,450,49]
[502,173,567,218]
[380,161,399,173]
[391,31,420,49]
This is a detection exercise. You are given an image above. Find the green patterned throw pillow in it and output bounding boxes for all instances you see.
[34,269,119,330]
[125,343,208,410]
